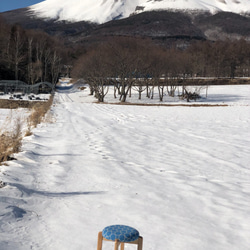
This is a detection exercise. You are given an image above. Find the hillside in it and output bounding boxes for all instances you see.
[1,9,250,46]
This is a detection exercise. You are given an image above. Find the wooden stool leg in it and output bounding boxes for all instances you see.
[114,239,120,250]
[97,231,103,250]
[138,236,143,250]
[121,242,125,250]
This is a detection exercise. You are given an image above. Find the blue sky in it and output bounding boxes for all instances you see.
[0,0,43,12]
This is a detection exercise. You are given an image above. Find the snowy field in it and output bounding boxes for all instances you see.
[0,84,250,250]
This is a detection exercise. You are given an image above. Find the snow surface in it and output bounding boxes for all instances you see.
[29,0,250,24]
[0,84,250,249]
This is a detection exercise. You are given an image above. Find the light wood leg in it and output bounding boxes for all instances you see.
[114,239,120,250]
[97,231,103,250]
[138,236,143,250]
[121,242,125,250]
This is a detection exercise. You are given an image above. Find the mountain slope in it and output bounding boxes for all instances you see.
[1,1,250,46]
[1,8,250,45]
[29,0,250,24]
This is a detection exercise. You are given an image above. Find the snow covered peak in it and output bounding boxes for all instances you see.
[29,0,137,23]
[139,0,250,14]
[29,0,250,24]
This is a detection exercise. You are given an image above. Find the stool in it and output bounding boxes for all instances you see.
[97,225,143,250]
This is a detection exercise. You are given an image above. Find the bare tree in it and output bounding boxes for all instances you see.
[105,38,138,102]
[72,48,109,102]
[8,25,27,80]
[50,50,61,85]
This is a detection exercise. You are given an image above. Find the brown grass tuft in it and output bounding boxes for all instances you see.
[0,117,23,163]
[27,94,54,128]
[0,94,54,164]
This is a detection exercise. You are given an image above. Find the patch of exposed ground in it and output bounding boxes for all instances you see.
[0,99,48,109]
[0,180,6,188]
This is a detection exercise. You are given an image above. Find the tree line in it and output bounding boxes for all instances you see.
[72,37,250,102]
[0,17,67,85]
[1,15,250,97]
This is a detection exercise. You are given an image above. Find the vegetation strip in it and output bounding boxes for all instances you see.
[0,99,50,109]
[103,102,229,107]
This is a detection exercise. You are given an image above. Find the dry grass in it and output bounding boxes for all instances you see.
[0,95,54,164]
[27,94,54,129]
[78,86,86,91]
[0,117,23,163]
[0,99,45,109]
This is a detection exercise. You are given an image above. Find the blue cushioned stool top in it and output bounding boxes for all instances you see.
[102,225,139,242]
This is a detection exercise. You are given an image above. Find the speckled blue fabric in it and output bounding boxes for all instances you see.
[102,225,139,242]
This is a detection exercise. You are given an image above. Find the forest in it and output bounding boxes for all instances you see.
[73,37,250,102]
[0,17,70,85]
[1,16,250,95]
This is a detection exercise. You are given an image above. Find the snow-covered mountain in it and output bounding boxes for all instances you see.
[29,0,250,24]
